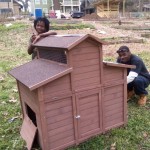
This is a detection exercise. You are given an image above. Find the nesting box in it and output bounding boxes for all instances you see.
[9,34,134,150]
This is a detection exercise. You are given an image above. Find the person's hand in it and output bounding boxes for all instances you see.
[32,35,42,44]
[31,34,36,43]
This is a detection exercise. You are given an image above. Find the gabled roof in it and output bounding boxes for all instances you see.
[9,59,72,91]
[32,34,107,50]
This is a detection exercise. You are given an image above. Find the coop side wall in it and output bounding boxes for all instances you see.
[17,82,45,149]
[42,74,77,150]
[102,66,127,131]
[69,39,102,92]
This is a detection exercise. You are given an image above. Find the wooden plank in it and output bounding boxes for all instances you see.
[104,85,123,95]
[104,92,123,101]
[103,66,122,75]
[105,117,123,128]
[20,116,37,150]
[103,61,135,69]
[73,64,99,75]
[74,77,100,88]
[104,107,123,117]
[74,70,100,81]
[37,87,49,150]
[46,105,72,118]
[104,97,123,106]
[80,117,99,128]
[49,136,75,149]
[105,102,123,112]
[47,112,73,124]
[79,94,99,105]
[48,129,74,142]
[44,92,72,102]
[80,100,98,111]
[104,72,123,81]
[71,45,99,55]
[19,84,38,113]
[43,75,71,97]
[81,123,99,134]
[47,117,73,130]
[72,52,99,61]
[45,97,72,111]
[105,112,123,122]
[80,106,98,116]
[73,58,99,68]
[48,123,73,136]
[80,112,99,122]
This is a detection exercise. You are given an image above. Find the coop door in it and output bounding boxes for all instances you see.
[20,115,37,150]
[75,88,103,141]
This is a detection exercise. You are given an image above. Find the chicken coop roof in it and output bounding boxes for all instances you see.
[32,34,107,50]
[9,59,72,90]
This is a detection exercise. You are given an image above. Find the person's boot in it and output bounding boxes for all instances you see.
[138,94,147,106]
[127,89,135,101]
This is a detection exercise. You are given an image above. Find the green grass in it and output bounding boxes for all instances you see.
[51,23,95,30]
[0,21,150,150]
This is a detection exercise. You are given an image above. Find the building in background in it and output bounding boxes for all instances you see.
[0,0,13,15]
[93,0,119,18]
[30,0,61,17]
[60,0,81,14]
[0,0,22,15]
[13,0,23,15]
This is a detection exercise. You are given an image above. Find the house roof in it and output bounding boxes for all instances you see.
[13,0,23,8]
[32,34,107,50]
[9,59,72,91]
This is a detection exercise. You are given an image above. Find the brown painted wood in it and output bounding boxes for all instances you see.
[18,82,39,113]
[9,34,130,150]
[37,87,49,150]
[20,115,37,150]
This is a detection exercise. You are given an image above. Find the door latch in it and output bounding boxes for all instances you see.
[75,115,80,119]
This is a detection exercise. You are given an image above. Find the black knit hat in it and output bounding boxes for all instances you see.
[117,46,130,53]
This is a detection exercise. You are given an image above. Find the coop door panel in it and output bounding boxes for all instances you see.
[76,88,102,140]
[20,115,37,150]
[45,96,76,149]
[103,84,126,130]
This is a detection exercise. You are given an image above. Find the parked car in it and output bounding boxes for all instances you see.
[71,11,84,18]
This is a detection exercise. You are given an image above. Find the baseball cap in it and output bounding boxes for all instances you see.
[116,46,130,53]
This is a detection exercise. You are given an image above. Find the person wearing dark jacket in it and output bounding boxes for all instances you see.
[117,46,150,106]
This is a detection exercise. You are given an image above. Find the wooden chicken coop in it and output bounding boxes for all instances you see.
[9,34,134,150]
[93,0,119,18]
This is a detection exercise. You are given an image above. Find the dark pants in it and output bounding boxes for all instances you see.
[128,76,150,95]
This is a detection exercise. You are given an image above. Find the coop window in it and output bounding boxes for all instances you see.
[26,104,37,126]
[38,48,67,64]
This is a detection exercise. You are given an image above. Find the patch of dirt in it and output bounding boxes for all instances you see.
[55,18,150,58]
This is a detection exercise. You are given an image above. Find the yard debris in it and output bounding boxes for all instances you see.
[143,132,148,138]
[110,142,116,150]
[8,97,17,103]
[12,89,18,93]
[97,30,106,34]
[5,23,12,27]
[8,116,19,123]
[0,76,4,81]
